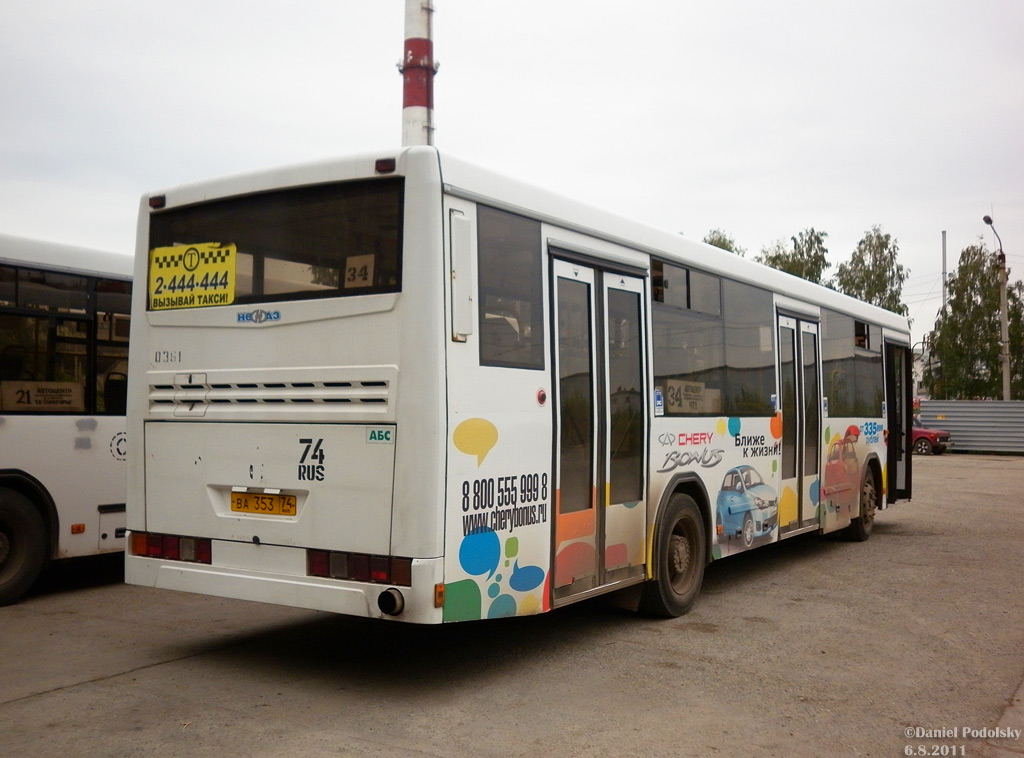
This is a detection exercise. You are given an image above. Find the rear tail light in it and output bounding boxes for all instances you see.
[130,532,212,565]
[307,550,330,577]
[307,549,412,587]
[130,533,411,586]
[162,535,181,561]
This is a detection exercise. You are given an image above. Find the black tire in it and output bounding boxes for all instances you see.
[639,494,706,617]
[0,488,48,606]
[843,470,877,542]
[913,438,932,456]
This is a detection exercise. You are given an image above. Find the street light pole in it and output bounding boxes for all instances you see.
[983,215,1011,401]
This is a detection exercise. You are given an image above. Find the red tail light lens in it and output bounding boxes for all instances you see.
[130,532,211,564]
[307,550,330,578]
[162,535,181,561]
[305,550,412,586]
[390,557,413,587]
[349,554,370,582]
[369,556,390,583]
[146,533,163,557]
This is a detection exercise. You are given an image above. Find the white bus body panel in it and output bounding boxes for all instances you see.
[0,415,127,557]
[143,422,395,552]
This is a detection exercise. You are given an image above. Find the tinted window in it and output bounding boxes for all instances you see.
[1,267,131,414]
[556,277,593,513]
[822,308,884,417]
[653,266,773,417]
[608,287,644,503]
[0,267,14,306]
[477,206,544,369]
[149,178,403,309]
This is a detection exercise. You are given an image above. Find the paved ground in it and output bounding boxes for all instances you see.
[1,454,1022,757]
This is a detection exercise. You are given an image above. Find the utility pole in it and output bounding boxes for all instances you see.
[400,0,437,147]
[983,215,1011,401]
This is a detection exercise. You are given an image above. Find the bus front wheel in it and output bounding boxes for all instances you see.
[640,494,706,617]
[0,488,48,606]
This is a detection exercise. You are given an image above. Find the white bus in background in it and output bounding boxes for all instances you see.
[0,234,132,605]
[125,147,913,623]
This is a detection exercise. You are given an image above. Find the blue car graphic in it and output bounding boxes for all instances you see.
[716,465,779,548]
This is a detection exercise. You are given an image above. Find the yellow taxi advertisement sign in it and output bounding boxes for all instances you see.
[149,242,236,310]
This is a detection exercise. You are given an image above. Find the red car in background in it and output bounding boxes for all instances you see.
[912,417,952,455]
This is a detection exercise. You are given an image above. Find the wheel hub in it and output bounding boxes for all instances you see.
[670,534,691,576]
[0,530,10,565]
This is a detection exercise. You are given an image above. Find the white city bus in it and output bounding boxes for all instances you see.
[1,234,132,604]
[125,147,912,623]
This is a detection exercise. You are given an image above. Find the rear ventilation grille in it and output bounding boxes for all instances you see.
[147,367,396,420]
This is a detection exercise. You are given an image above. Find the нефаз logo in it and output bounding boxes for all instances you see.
[237,309,282,324]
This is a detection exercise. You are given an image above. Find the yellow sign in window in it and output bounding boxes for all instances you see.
[149,242,236,310]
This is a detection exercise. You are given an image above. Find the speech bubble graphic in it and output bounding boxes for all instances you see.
[453,418,499,466]
[509,561,545,592]
[459,528,501,578]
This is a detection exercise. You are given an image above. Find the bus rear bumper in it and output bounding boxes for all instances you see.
[126,550,444,624]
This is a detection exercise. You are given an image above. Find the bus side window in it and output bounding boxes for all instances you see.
[476,205,544,370]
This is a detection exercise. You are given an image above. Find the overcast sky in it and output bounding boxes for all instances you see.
[2,1,1022,342]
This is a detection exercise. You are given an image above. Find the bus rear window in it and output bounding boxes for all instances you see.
[148,178,403,310]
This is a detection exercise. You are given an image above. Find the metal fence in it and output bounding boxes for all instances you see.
[918,400,1024,454]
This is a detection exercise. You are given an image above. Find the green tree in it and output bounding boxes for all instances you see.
[926,243,1024,399]
[703,229,745,257]
[832,225,909,316]
[755,227,831,284]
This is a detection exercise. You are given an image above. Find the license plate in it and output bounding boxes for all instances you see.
[230,492,297,516]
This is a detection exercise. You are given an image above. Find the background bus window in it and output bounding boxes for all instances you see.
[1,314,87,413]
[0,266,14,305]
[476,205,544,369]
[18,269,88,312]
[0,268,130,414]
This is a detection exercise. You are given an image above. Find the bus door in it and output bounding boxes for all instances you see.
[885,341,912,502]
[551,256,647,605]
[777,315,822,535]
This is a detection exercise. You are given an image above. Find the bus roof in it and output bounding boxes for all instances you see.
[140,146,909,336]
[0,233,132,280]
[436,150,911,336]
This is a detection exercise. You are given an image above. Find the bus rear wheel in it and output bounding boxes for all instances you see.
[0,489,48,606]
[640,494,706,617]
[843,471,877,542]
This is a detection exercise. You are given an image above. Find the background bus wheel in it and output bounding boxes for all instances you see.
[0,489,48,606]
[843,471,877,542]
[640,494,706,618]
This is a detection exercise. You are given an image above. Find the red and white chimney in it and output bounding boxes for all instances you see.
[400,0,437,146]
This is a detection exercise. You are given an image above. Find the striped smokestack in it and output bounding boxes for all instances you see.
[400,0,436,146]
